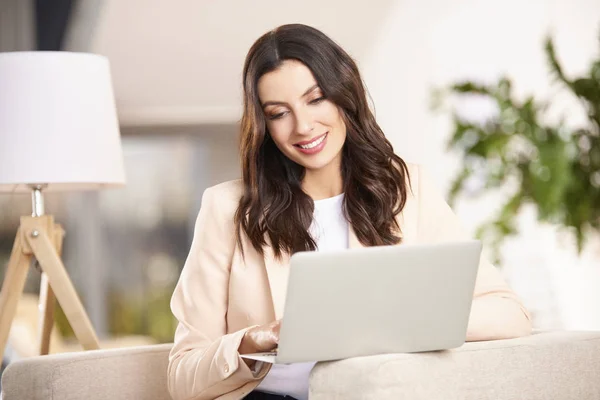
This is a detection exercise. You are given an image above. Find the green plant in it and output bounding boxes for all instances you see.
[434,32,600,262]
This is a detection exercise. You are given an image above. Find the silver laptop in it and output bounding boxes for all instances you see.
[241,240,482,364]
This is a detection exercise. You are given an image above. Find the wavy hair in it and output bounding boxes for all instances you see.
[235,24,411,258]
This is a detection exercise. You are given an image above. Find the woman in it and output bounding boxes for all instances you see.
[168,24,531,400]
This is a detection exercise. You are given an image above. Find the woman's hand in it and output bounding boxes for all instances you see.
[239,320,281,355]
[238,320,280,369]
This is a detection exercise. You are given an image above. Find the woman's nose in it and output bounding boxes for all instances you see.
[294,108,314,135]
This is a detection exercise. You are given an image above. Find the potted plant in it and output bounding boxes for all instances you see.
[434,32,600,263]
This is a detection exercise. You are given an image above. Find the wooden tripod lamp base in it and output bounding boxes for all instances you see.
[0,215,100,362]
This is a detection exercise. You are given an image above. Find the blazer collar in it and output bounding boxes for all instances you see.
[262,243,290,320]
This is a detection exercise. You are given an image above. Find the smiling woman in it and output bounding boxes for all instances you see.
[237,25,410,262]
[167,23,532,400]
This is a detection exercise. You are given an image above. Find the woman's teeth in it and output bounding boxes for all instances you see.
[298,134,326,149]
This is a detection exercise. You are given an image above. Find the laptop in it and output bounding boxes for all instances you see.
[241,240,482,364]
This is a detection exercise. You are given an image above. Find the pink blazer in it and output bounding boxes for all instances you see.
[168,163,532,400]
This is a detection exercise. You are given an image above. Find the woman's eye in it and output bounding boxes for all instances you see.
[268,111,287,120]
[309,96,325,105]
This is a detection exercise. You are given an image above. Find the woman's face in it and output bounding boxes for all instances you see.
[257,60,346,172]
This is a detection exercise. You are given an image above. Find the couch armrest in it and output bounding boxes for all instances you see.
[310,331,600,400]
[1,343,172,400]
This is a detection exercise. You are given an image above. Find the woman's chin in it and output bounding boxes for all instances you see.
[284,145,343,172]
[296,156,335,172]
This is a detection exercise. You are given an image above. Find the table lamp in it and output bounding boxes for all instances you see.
[0,51,126,362]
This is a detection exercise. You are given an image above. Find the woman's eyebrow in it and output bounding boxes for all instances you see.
[261,84,320,108]
[301,84,319,97]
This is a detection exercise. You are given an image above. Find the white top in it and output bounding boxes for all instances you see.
[255,193,349,399]
[308,192,349,252]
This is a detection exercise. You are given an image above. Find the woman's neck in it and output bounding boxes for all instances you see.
[301,158,343,201]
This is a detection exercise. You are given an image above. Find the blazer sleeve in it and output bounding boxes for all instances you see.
[414,164,532,341]
[168,186,269,400]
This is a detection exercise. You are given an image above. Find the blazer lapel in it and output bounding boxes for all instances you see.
[399,190,418,245]
[263,244,290,320]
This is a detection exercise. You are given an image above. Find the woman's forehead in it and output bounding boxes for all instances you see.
[257,60,318,103]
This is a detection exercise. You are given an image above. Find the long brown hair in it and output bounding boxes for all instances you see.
[235,24,411,258]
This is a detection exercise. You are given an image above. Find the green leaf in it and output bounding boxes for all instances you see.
[451,81,492,95]
[571,78,600,104]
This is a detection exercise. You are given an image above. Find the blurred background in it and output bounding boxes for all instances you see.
[0,0,599,359]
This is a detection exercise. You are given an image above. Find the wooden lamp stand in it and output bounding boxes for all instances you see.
[0,187,100,362]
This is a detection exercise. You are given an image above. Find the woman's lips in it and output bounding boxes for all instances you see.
[294,132,328,155]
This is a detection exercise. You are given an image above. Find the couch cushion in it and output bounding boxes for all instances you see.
[1,343,172,400]
[309,331,600,400]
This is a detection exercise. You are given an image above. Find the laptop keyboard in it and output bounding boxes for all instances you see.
[255,351,278,356]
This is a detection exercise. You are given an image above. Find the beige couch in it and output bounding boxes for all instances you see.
[2,331,600,400]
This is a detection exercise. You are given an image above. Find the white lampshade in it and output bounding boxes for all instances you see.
[0,51,126,193]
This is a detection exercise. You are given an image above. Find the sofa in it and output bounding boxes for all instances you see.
[2,331,600,400]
